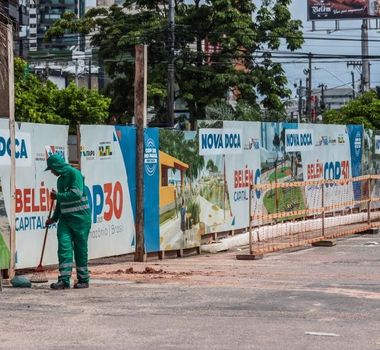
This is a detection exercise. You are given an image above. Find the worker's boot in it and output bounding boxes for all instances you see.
[74,281,89,289]
[50,281,70,290]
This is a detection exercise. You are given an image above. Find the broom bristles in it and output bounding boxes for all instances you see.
[30,264,48,283]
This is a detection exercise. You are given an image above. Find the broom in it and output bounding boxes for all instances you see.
[30,199,55,283]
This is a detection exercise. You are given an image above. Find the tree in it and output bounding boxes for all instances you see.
[15,57,111,132]
[324,91,380,129]
[46,0,303,126]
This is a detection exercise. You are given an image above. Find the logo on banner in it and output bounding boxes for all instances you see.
[244,138,260,150]
[144,138,158,176]
[199,128,242,155]
[80,146,95,160]
[98,142,113,159]
[45,145,66,160]
[338,134,345,144]
[285,129,314,152]
[316,136,328,146]
[35,152,46,162]
[354,131,362,156]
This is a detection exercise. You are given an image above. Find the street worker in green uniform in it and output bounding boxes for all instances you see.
[45,154,92,290]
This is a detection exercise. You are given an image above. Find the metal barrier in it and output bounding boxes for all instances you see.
[247,175,380,255]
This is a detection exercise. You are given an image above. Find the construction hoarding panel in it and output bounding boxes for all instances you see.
[223,121,261,230]
[80,125,136,258]
[159,130,202,250]
[81,125,160,256]
[308,0,377,20]
[4,122,69,269]
[259,122,363,216]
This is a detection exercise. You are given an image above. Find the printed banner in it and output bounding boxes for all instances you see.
[80,125,136,258]
[259,122,363,215]
[159,130,202,250]
[9,122,69,269]
[199,128,243,155]
[224,121,261,230]
[308,0,374,20]
[284,129,314,153]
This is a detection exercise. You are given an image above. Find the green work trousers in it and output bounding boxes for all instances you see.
[57,218,91,286]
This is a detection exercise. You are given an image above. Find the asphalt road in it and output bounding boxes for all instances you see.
[2,233,380,349]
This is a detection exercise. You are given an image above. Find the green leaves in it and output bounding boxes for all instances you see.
[324,91,380,129]
[15,58,110,132]
[45,0,303,125]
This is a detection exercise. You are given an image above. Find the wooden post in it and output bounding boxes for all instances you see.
[134,45,147,262]
[8,24,16,278]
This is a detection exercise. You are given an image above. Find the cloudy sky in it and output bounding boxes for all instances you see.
[285,0,380,96]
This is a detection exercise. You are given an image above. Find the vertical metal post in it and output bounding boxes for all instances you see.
[298,79,302,123]
[8,24,16,278]
[361,19,370,92]
[167,0,175,127]
[307,52,312,122]
[88,57,92,90]
[367,177,371,225]
[351,71,355,99]
[75,58,79,87]
[249,185,253,254]
[321,181,325,237]
[134,45,147,262]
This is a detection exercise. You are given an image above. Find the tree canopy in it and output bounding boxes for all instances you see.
[324,91,380,129]
[15,57,111,132]
[46,0,304,126]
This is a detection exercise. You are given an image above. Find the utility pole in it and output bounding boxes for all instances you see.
[318,83,326,112]
[307,53,312,122]
[297,79,303,123]
[351,71,355,99]
[361,19,370,92]
[167,0,175,127]
[88,57,92,90]
[134,45,147,262]
[75,58,79,87]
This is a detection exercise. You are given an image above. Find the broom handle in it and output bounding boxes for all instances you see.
[39,199,55,266]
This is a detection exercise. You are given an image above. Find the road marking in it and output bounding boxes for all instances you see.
[305,332,340,337]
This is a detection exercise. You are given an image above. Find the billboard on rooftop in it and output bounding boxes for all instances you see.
[307,0,380,20]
